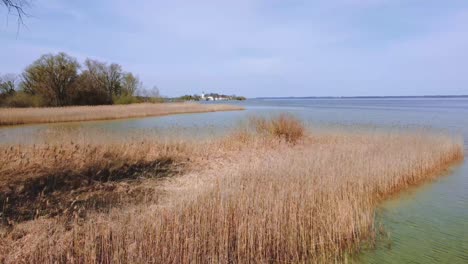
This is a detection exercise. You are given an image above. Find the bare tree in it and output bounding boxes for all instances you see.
[0,73,18,95]
[81,59,123,100]
[138,85,160,98]
[2,0,29,25]
[121,72,140,96]
[21,52,80,106]
[71,59,110,105]
[149,86,160,98]
[106,63,123,97]
[136,85,163,103]
[82,59,108,92]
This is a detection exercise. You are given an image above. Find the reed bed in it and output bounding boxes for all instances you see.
[0,116,464,263]
[0,103,244,126]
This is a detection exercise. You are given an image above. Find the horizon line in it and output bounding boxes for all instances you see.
[253,95,468,99]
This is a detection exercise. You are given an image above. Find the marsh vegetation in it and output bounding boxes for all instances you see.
[0,115,463,263]
[0,103,243,126]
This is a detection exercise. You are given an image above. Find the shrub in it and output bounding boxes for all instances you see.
[5,92,45,108]
[0,95,6,107]
[146,97,165,103]
[113,95,141,105]
[70,88,111,106]
[250,114,305,143]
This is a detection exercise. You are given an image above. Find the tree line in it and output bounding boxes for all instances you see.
[0,52,161,107]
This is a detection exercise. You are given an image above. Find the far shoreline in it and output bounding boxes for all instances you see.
[0,103,244,127]
[255,95,468,100]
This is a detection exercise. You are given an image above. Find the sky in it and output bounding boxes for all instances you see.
[1,0,468,98]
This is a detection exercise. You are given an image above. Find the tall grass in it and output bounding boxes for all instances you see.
[0,116,463,263]
[250,114,305,143]
[0,103,244,126]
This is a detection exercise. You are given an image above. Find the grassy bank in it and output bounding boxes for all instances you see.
[0,103,244,126]
[0,116,463,263]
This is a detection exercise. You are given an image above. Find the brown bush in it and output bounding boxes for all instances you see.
[250,114,305,143]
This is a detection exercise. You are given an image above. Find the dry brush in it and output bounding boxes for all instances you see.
[0,115,464,263]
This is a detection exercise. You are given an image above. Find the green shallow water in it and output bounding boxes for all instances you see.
[1,98,467,263]
[356,161,468,263]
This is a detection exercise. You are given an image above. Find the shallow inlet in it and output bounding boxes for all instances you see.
[1,98,467,263]
[355,161,467,263]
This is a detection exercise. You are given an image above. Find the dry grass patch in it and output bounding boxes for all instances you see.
[0,140,192,223]
[0,117,464,263]
[0,103,244,126]
[250,114,305,143]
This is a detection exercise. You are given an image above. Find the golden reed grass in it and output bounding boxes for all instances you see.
[0,116,464,263]
[250,113,305,143]
[0,103,244,126]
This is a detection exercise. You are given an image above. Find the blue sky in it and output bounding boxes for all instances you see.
[1,0,468,97]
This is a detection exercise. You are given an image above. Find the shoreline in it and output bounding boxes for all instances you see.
[0,103,244,127]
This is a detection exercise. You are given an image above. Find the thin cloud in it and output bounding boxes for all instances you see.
[1,0,467,96]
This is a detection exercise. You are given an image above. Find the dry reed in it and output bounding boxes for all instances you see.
[250,114,305,143]
[0,103,244,126]
[0,116,464,263]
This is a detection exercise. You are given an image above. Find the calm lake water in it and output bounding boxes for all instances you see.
[1,98,467,263]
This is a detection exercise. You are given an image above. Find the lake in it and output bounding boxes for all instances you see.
[1,98,467,263]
